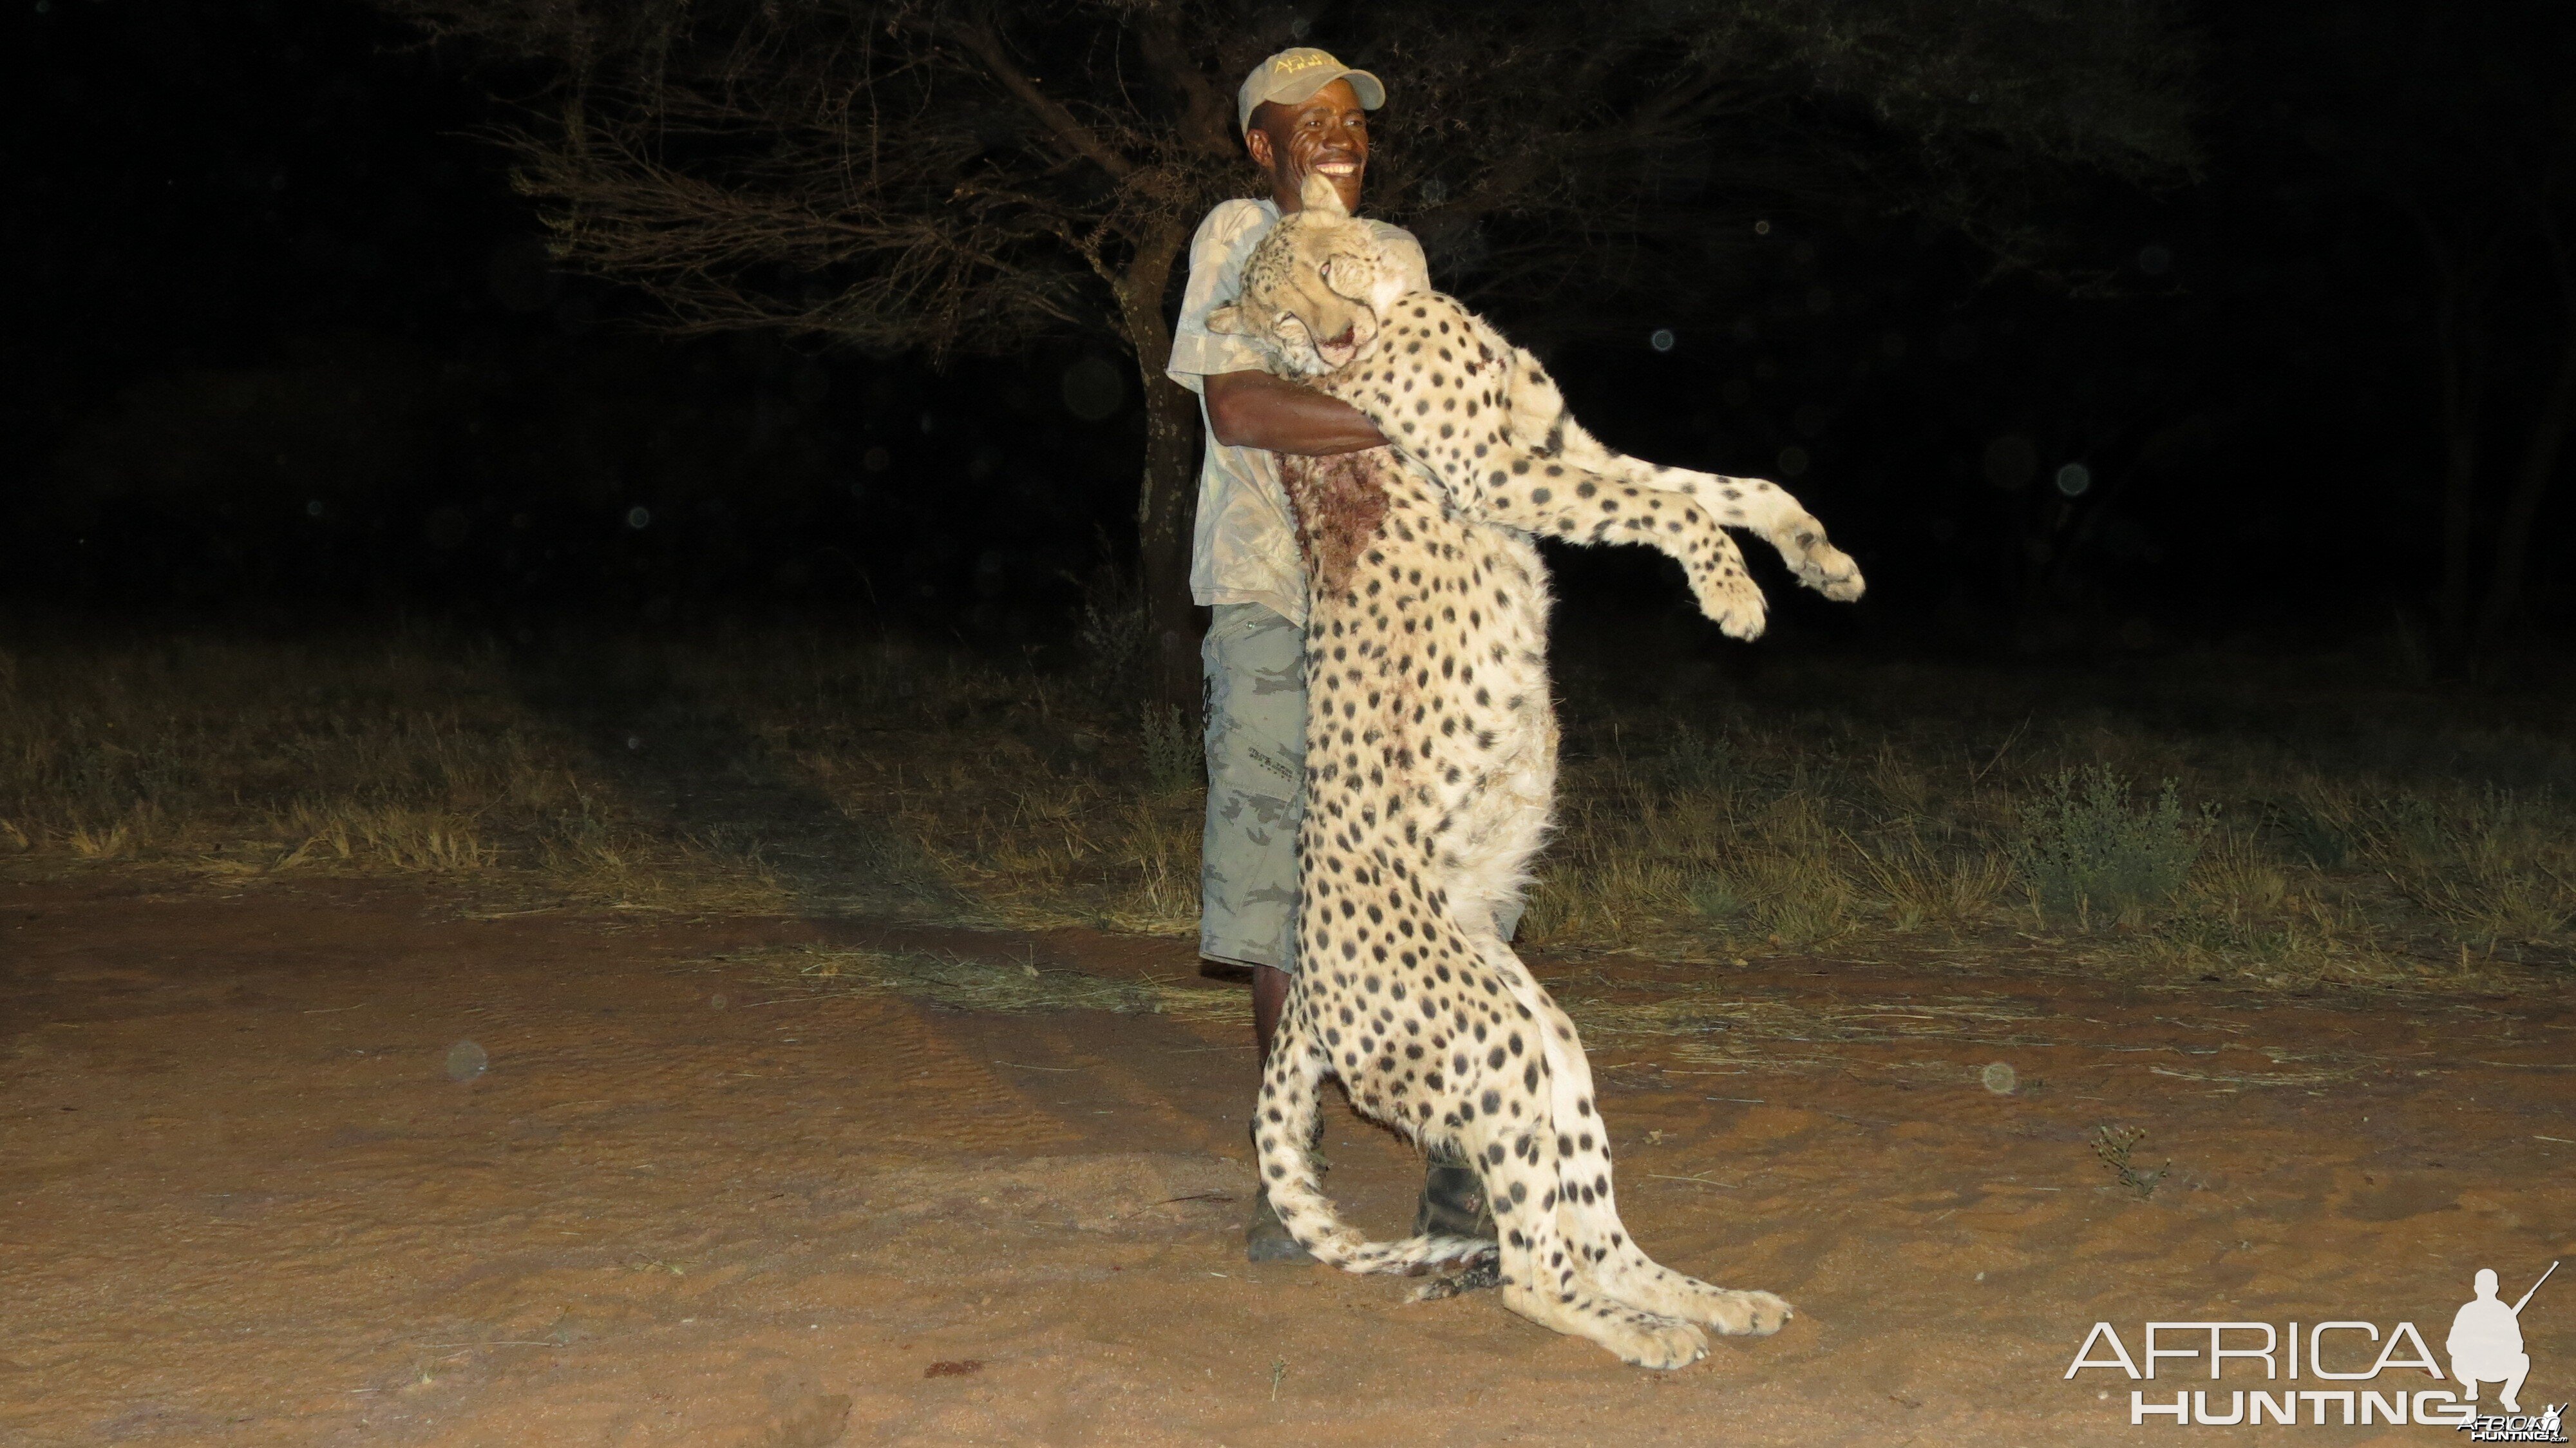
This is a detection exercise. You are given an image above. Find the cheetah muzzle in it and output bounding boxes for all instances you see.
[1205,174,1855,1369]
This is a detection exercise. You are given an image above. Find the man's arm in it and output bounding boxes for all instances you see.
[1204,371,1390,455]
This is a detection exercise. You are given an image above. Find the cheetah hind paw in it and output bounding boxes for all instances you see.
[1701,1287,1794,1338]
[1611,1270,1794,1337]
[1584,1303,1711,1370]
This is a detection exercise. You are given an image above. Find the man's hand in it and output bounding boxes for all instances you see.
[1205,371,1390,455]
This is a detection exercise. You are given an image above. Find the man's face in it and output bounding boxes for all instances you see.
[1246,78,1368,214]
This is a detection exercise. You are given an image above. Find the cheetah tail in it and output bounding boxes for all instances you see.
[1256,1034,1493,1277]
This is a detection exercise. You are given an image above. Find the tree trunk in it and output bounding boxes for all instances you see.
[2474,318,2576,659]
[1136,370,1204,710]
[1114,223,1203,712]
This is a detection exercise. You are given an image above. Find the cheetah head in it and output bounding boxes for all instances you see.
[1206,173,1405,376]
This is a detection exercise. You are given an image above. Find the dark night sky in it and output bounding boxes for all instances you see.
[8,0,2568,661]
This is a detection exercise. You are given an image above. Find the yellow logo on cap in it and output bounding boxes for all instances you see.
[1275,51,1336,73]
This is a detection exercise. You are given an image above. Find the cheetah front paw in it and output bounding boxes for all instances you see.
[1693,567,1770,640]
[1788,536,1865,602]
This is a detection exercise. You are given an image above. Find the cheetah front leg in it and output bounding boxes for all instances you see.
[1455,450,1778,640]
[1490,340,1864,605]
[1613,461,1866,604]
[1311,370,1773,639]
[1520,437,1865,611]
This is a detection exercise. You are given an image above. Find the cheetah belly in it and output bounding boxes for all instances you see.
[1292,454,1555,959]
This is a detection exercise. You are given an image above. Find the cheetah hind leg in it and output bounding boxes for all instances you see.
[1471,938,1794,1340]
[1253,1005,1493,1276]
[1522,993,1792,1337]
[1459,1104,1709,1369]
[1555,1104,1794,1338]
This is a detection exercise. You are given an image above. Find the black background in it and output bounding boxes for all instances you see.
[8,0,2564,667]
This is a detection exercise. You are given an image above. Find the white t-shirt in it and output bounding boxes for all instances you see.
[1164,198,1432,627]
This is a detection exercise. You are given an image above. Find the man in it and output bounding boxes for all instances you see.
[1164,47,1499,1261]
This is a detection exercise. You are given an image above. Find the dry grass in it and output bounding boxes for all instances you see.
[3,625,2569,992]
[0,633,780,911]
[1514,655,2575,987]
[658,636,1206,934]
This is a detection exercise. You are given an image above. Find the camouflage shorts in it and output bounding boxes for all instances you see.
[1197,602,1519,975]
[1200,603,1307,973]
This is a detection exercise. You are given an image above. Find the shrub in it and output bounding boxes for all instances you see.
[1139,702,1202,800]
[1656,725,1734,793]
[1686,873,1743,920]
[2366,786,2575,947]
[1072,564,1153,703]
[2012,767,2203,927]
[2268,795,2356,869]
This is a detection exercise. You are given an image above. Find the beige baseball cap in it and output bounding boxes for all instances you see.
[1236,46,1385,135]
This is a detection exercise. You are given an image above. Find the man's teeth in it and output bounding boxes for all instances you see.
[1314,161,1359,175]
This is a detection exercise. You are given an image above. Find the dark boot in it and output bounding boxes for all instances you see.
[1412,1143,1494,1239]
[1244,1188,1318,1264]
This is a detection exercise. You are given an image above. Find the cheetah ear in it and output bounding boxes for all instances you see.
[1300,170,1348,218]
[1318,255,1373,301]
[1204,303,1251,336]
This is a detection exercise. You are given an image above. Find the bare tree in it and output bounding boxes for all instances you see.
[384,0,2196,700]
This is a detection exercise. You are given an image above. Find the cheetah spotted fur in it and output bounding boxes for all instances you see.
[1202,175,1863,1368]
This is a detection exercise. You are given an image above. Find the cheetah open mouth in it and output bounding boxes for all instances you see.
[1316,324,1361,369]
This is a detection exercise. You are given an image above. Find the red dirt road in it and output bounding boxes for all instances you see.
[4,879,2571,1445]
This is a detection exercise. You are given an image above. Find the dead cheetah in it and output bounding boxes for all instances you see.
[1202,175,1864,1368]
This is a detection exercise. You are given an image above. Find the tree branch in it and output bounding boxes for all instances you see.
[949,13,1136,181]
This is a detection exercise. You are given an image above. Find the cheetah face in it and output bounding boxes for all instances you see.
[1205,173,1407,377]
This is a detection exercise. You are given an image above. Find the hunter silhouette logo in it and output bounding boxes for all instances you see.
[2454,1262,2562,1444]
[2453,1263,2551,1413]
[2063,1259,2562,1434]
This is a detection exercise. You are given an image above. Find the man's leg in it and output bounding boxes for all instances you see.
[1199,604,1314,1262]
[1199,602,1305,982]
[1251,964,1291,1060]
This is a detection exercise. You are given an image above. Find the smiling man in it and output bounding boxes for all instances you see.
[1165,47,1494,1263]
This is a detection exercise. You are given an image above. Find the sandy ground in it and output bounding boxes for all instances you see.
[4,878,2571,1447]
